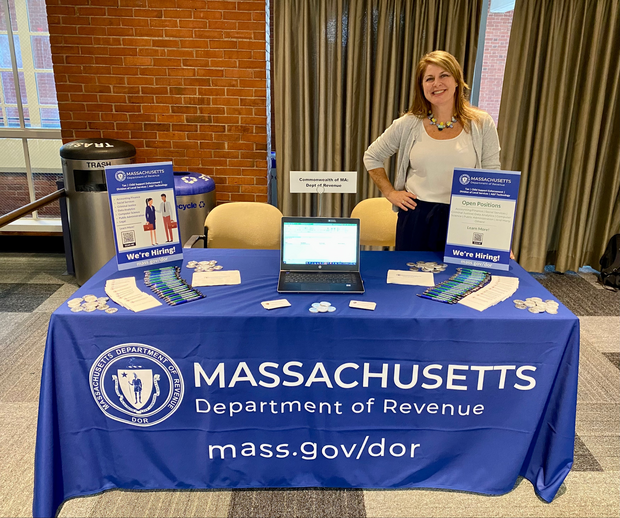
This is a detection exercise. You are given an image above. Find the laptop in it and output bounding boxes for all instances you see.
[277,217,365,293]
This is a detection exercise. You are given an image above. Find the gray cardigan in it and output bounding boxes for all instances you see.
[363,113,501,208]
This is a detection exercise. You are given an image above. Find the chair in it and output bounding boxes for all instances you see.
[351,197,398,248]
[204,202,283,249]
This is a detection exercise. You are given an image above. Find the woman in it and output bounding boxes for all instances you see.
[145,198,158,245]
[363,50,501,251]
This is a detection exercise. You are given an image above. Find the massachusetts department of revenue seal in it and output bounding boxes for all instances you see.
[89,343,184,427]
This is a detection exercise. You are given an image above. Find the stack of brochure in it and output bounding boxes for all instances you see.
[105,277,162,312]
[458,275,519,312]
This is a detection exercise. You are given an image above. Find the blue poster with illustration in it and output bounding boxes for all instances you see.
[105,161,183,270]
[444,168,521,271]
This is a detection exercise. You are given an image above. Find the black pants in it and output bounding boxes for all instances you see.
[395,199,450,252]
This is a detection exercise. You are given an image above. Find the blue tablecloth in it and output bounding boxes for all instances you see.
[33,250,579,517]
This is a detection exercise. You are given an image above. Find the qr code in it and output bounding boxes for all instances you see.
[121,230,136,248]
[472,232,483,245]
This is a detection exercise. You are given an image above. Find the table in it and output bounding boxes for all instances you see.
[33,250,579,517]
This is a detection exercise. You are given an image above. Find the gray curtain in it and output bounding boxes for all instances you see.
[274,0,483,217]
[499,0,620,272]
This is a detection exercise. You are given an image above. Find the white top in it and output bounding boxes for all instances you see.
[363,112,501,212]
[405,125,476,204]
[158,200,172,217]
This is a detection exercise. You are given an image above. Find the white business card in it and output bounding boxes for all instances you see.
[261,299,292,310]
[349,300,376,310]
[386,269,435,286]
[192,270,241,286]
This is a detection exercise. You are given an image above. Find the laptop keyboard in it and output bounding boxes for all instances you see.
[285,272,357,284]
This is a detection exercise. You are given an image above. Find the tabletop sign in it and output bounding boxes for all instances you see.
[105,161,183,270]
[290,171,357,193]
[444,168,521,271]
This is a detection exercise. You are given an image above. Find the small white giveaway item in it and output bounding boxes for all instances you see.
[349,300,377,311]
[261,299,291,310]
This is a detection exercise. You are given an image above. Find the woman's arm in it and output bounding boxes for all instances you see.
[368,167,417,211]
[364,116,418,210]
[363,117,405,171]
[480,114,501,170]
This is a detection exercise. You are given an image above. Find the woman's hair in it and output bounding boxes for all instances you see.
[145,198,152,205]
[407,50,482,130]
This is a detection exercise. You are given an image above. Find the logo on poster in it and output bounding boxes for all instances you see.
[89,343,184,427]
[459,174,471,185]
[115,170,126,182]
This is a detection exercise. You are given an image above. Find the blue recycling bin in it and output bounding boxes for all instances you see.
[173,172,216,247]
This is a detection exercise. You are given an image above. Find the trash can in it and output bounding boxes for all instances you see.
[60,138,136,285]
[173,172,216,246]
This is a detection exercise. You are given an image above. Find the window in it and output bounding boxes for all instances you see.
[474,0,516,125]
[0,0,62,222]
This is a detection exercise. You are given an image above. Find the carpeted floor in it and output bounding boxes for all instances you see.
[0,253,618,518]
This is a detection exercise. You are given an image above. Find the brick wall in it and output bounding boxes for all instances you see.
[45,0,269,204]
[0,173,30,216]
[478,9,514,125]
[0,172,62,217]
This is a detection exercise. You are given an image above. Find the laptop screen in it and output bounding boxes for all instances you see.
[281,217,360,271]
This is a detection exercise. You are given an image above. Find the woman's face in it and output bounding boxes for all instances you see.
[422,64,457,109]
[148,200,153,206]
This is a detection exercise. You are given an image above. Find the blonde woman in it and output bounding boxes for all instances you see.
[364,50,500,251]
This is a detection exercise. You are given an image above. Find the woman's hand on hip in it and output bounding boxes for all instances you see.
[387,190,417,211]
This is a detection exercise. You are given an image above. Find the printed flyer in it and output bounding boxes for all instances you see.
[105,161,183,270]
[444,168,521,271]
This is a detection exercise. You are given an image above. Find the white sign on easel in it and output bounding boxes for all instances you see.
[290,171,357,216]
[290,171,358,193]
